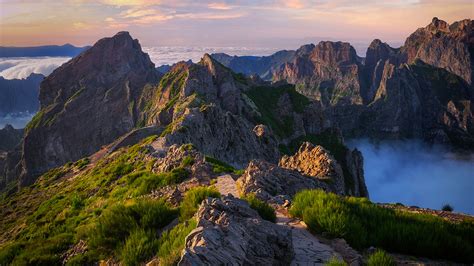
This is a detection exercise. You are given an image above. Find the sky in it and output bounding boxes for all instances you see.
[0,0,473,49]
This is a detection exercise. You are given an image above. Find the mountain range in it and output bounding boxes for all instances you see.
[0,17,473,265]
[0,44,90,58]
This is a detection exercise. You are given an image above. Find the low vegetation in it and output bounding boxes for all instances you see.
[0,136,202,265]
[367,250,396,266]
[244,84,310,138]
[204,156,244,175]
[242,194,276,222]
[324,257,346,266]
[290,189,474,263]
[157,219,197,266]
[179,186,221,220]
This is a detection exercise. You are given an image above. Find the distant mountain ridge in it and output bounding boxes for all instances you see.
[0,73,43,116]
[0,44,90,57]
[212,17,474,148]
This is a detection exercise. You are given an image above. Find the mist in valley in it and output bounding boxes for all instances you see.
[348,139,474,214]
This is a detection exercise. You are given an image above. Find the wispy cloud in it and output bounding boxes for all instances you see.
[208,2,233,10]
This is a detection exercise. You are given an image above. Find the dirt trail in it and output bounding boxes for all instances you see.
[214,175,343,265]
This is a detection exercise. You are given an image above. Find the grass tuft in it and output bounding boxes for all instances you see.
[242,194,276,222]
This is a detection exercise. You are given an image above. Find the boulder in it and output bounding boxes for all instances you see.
[179,196,294,265]
[236,159,332,202]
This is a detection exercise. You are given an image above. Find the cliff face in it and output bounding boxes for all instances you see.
[17,32,161,185]
[273,42,365,106]
[211,18,474,149]
[401,17,473,85]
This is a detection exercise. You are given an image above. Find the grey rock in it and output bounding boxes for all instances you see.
[179,196,294,265]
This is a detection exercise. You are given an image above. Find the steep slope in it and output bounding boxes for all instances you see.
[16,32,161,186]
[401,17,473,85]
[279,42,365,106]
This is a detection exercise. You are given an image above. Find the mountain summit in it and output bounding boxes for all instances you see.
[16,31,161,185]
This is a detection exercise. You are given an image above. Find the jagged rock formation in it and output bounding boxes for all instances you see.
[236,159,332,202]
[273,42,365,106]
[0,73,43,116]
[215,18,474,149]
[179,196,294,265]
[279,142,346,195]
[401,17,473,85]
[163,104,280,168]
[16,32,161,186]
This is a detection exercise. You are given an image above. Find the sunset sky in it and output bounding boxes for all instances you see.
[0,0,473,48]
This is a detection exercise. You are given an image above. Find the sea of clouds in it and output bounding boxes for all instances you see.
[0,47,280,80]
[348,139,474,214]
[0,57,71,80]
[143,46,279,67]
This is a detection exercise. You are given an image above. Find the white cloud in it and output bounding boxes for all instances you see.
[0,57,70,80]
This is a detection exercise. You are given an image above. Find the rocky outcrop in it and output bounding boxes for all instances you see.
[16,31,161,186]
[163,104,280,168]
[401,17,473,85]
[236,160,332,202]
[279,142,346,195]
[363,39,400,102]
[179,196,294,265]
[273,41,365,106]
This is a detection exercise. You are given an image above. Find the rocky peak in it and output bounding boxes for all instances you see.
[279,142,346,194]
[365,39,398,67]
[401,18,473,84]
[16,31,161,186]
[310,41,359,66]
[427,17,450,34]
[40,31,158,108]
[295,43,316,57]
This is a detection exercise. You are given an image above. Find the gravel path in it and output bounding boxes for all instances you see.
[215,175,343,265]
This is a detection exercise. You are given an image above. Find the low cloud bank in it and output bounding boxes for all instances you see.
[0,57,70,80]
[348,139,474,214]
[143,46,278,67]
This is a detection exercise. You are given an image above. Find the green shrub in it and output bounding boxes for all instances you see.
[325,256,347,266]
[126,168,190,196]
[181,156,195,167]
[204,156,242,175]
[70,193,84,210]
[180,187,220,220]
[9,233,73,265]
[290,189,474,263]
[120,229,158,266]
[244,84,310,138]
[0,242,24,265]
[157,219,197,266]
[367,250,396,266]
[89,199,177,257]
[242,194,276,222]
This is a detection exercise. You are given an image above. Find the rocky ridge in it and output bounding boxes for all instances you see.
[212,18,474,149]
[6,32,161,187]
